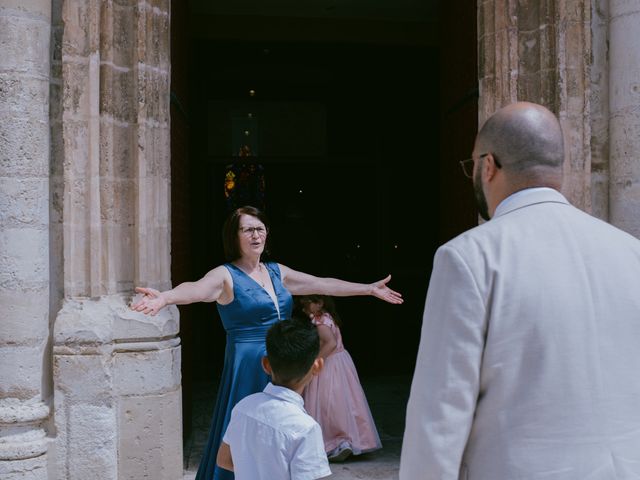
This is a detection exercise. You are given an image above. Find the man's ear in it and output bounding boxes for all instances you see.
[484,153,499,181]
[262,356,272,375]
[311,357,324,376]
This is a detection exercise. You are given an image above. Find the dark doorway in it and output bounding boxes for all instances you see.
[171,0,479,460]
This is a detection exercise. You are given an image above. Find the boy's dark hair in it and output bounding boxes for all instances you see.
[266,316,319,385]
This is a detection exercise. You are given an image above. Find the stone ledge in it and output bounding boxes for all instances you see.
[54,294,179,346]
[0,399,49,424]
[0,425,47,460]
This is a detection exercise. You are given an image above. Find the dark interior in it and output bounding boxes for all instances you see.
[171,0,479,439]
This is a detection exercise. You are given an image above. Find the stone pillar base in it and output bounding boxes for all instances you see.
[0,399,49,480]
[53,294,182,480]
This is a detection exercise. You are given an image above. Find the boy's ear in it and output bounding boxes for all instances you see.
[311,357,324,376]
[262,356,273,376]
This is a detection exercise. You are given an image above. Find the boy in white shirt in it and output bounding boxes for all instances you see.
[216,317,332,480]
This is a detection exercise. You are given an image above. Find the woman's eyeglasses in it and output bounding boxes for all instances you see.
[239,226,267,237]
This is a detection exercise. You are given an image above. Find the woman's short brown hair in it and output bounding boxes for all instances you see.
[221,206,271,261]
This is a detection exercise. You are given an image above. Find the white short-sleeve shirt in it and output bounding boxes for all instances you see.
[222,382,331,480]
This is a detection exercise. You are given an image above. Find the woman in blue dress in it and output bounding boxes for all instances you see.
[131,206,403,480]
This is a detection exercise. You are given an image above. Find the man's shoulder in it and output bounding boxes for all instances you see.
[440,200,640,259]
[438,220,499,256]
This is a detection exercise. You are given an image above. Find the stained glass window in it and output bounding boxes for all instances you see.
[224,161,265,213]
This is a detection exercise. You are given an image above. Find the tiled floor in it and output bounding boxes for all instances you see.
[183,374,411,479]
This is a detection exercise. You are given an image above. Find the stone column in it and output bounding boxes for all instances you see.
[609,0,640,238]
[477,0,592,212]
[0,1,51,478]
[52,1,180,478]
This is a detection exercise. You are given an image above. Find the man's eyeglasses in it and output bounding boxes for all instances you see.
[459,153,502,178]
[239,226,267,237]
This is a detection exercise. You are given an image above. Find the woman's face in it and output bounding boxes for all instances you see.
[237,214,268,257]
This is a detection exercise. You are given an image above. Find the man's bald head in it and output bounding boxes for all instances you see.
[476,102,564,185]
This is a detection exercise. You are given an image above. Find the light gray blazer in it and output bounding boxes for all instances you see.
[400,188,640,480]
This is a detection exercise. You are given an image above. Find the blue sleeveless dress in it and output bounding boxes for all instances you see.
[195,261,293,480]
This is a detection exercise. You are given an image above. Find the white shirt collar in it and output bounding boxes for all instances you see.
[494,187,563,218]
[263,382,305,409]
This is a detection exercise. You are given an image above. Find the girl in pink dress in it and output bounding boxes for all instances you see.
[297,295,382,462]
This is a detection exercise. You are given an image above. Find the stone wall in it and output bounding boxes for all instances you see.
[608,0,640,238]
[0,0,52,477]
[478,0,640,239]
[477,0,592,213]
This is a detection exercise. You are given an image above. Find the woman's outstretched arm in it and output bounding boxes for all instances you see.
[130,265,231,315]
[279,265,403,305]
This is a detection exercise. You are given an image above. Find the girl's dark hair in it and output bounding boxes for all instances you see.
[221,205,271,261]
[295,294,342,328]
[266,316,319,385]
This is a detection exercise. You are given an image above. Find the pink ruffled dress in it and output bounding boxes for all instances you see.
[302,312,382,455]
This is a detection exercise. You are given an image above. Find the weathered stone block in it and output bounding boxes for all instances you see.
[53,354,113,402]
[67,403,117,480]
[517,73,541,104]
[0,74,49,117]
[113,299,178,340]
[0,178,49,228]
[103,226,135,292]
[0,455,47,479]
[0,114,49,177]
[100,178,134,225]
[99,66,135,122]
[114,346,180,396]
[518,30,541,76]
[137,125,170,177]
[54,295,179,346]
[538,23,556,71]
[149,0,170,12]
[61,0,94,57]
[99,121,135,178]
[610,0,640,17]
[0,14,50,76]
[539,71,559,110]
[0,292,49,344]
[118,389,182,480]
[112,0,137,7]
[61,61,91,117]
[107,2,135,67]
[0,0,51,20]
[560,0,587,22]
[564,21,587,69]
[516,0,541,33]
[0,227,49,291]
[60,120,91,178]
[135,6,158,67]
[0,344,46,398]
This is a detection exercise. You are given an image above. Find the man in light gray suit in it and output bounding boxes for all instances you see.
[400,102,640,479]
